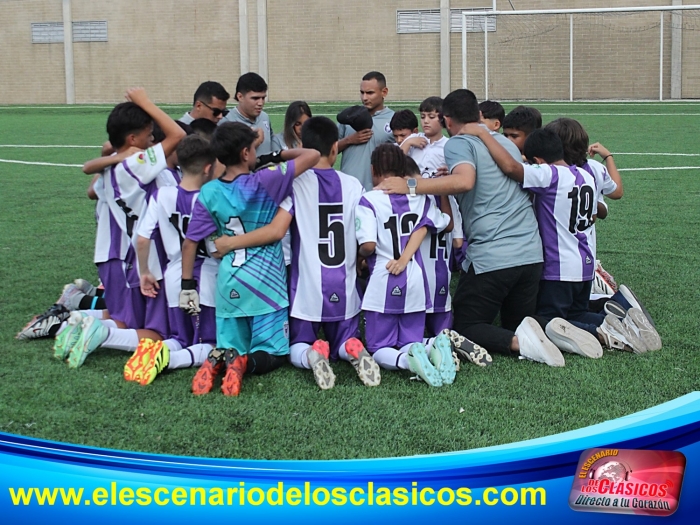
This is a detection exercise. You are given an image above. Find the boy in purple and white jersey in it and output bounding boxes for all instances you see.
[125,135,220,385]
[357,145,455,387]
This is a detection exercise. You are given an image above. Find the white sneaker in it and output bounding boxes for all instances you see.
[619,285,656,329]
[515,317,565,367]
[625,308,662,351]
[56,284,85,311]
[597,314,647,354]
[545,318,603,359]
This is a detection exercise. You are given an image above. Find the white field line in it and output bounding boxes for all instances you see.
[0,158,82,168]
[0,144,97,148]
[618,166,700,171]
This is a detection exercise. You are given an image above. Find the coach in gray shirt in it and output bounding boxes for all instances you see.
[337,71,395,190]
[178,81,230,125]
[375,89,543,358]
[221,72,273,155]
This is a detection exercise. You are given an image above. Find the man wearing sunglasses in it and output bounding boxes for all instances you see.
[221,72,273,155]
[179,81,231,125]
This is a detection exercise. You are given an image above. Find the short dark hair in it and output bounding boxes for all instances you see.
[152,121,192,144]
[300,116,338,158]
[193,81,230,106]
[210,122,258,167]
[106,102,153,149]
[544,117,589,168]
[389,109,418,132]
[503,105,542,135]
[371,143,406,178]
[190,118,218,141]
[177,135,216,174]
[362,71,387,88]
[441,89,480,125]
[405,156,421,177]
[283,101,313,149]
[235,72,268,97]
[419,96,443,114]
[479,100,505,124]
[523,129,564,164]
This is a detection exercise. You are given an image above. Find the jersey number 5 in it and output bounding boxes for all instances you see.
[318,204,345,267]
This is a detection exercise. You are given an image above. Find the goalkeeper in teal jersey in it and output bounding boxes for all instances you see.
[182,122,320,396]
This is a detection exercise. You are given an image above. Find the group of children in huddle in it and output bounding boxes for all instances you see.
[17,84,661,395]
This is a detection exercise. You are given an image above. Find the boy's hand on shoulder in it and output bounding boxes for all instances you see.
[460,123,486,137]
[349,129,373,145]
[125,87,149,106]
[386,259,407,276]
[588,142,611,159]
[375,177,409,194]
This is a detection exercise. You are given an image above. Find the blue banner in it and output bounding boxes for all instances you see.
[2,392,699,523]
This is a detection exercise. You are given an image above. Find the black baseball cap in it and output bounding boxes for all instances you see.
[337,105,373,132]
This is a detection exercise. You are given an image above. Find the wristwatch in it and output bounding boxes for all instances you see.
[406,178,417,196]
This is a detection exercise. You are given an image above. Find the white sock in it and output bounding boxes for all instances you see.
[423,337,436,355]
[83,309,104,319]
[102,319,118,328]
[162,338,183,352]
[373,347,407,370]
[290,342,312,369]
[338,342,349,361]
[168,343,213,369]
[102,328,139,352]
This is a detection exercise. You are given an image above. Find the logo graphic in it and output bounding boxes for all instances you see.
[355,217,361,232]
[230,290,240,299]
[384,123,392,134]
[586,256,592,264]
[329,293,339,303]
[569,448,686,517]
[439,286,447,295]
[136,153,146,164]
[391,286,402,296]
[283,321,289,339]
[147,147,157,165]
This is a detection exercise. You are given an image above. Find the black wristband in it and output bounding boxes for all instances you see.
[181,278,197,290]
[601,154,613,162]
[255,151,283,169]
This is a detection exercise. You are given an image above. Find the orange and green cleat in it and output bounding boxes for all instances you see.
[192,348,225,395]
[124,338,157,383]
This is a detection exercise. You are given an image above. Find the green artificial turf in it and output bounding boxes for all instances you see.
[0,102,698,460]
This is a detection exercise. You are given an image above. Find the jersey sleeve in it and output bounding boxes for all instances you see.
[257,160,296,206]
[137,193,160,240]
[122,143,167,184]
[598,165,618,196]
[185,199,217,242]
[280,195,294,217]
[449,196,464,240]
[416,195,451,233]
[355,197,378,245]
[337,123,350,140]
[521,163,555,194]
[444,136,476,172]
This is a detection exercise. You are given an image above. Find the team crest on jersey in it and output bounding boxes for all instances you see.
[384,123,392,134]
[283,321,289,339]
[329,293,340,303]
[263,121,270,131]
[136,153,146,164]
[391,286,402,296]
[355,218,361,231]
[439,286,447,295]
[147,148,157,165]
[230,289,240,299]
[585,256,592,265]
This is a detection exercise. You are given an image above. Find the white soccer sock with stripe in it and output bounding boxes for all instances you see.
[423,337,437,356]
[79,309,105,319]
[101,319,118,328]
[290,343,312,369]
[168,343,212,369]
[102,328,139,352]
[372,346,410,370]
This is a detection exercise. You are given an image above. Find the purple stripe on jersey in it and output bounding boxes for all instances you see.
[431,240,449,312]
[107,208,123,261]
[109,165,121,199]
[186,200,217,242]
[569,166,595,280]
[289,217,301,308]
[415,197,437,231]
[414,249,433,311]
[236,276,285,310]
[536,165,561,280]
[317,169,348,320]
[257,160,296,206]
[168,168,181,185]
[122,160,149,191]
[384,194,410,313]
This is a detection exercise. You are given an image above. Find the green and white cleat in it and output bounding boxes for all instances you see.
[53,312,85,360]
[67,316,109,368]
[407,343,443,387]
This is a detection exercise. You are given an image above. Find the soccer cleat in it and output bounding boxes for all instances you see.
[407,343,443,386]
[604,300,627,319]
[452,351,461,372]
[626,308,662,351]
[619,285,656,329]
[17,304,70,340]
[593,261,618,294]
[344,337,381,387]
[67,316,109,368]
[139,341,171,385]
[443,328,492,367]
[515,317,565,367]
[73,278,98,296]
[545,318,603,359]
[307,340,335,390]
[53,311,85,360]
[221,349,247,397]
[597,314,647,354]
[56,284,86,311]
[428,333,457,385]
[123,339,156,382]
[192,348,225,395]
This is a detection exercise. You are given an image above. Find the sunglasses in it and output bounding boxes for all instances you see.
[200,100,230,118]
